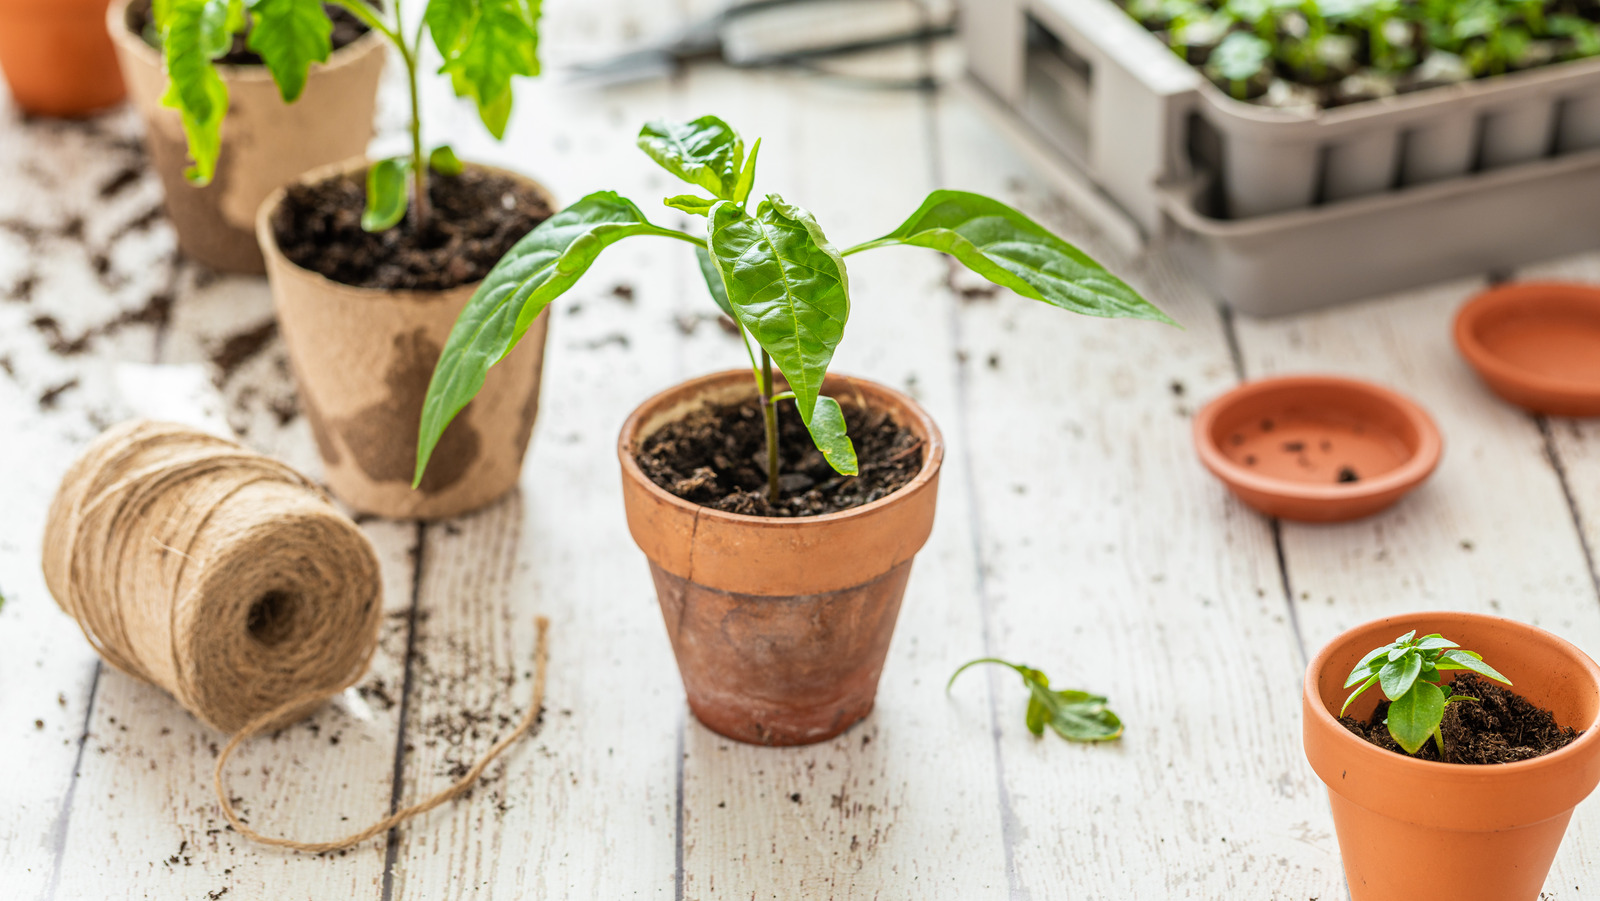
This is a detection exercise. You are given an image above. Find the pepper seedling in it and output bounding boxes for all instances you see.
[948,658,1124,742]
[1342,630,1511,756]
[148,0,541,232]
[414,115,1173,500]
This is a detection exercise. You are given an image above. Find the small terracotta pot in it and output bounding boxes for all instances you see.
[1194,375,1442,522]
[258,160,553,520]
[1304,611,1600,901]
[1454,281,1600,417]
[109,0,385,273]
[618,370,944,746]
[0,0,124,117]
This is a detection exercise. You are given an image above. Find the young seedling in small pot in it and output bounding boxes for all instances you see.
[415,114,1173,501]
[948,658,1123,742]
[1341,629,1510,756]
[414,114,1168,745]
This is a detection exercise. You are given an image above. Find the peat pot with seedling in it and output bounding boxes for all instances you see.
[1304,612,1600,901]
[110,0,387,272]
[250,0,554,520]
[0,0,125,117]
[416,115,1173,745]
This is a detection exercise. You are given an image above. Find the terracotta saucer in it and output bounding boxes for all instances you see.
[1454,281,1600,417]
[1193,375,1443,523]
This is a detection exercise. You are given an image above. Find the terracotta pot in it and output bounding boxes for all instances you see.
[618,370,944,746]
[1194,374,1442,522]
[257,160,553,520]
[109,0,385,273]
[0,0,124,117]
[1454,281,1600,417]
[1304,611,1600,901]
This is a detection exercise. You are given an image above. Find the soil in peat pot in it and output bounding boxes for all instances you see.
[1340,674,1583,764]
[128,0,373,63]
[637,396,924,518]
[271,168,553,291]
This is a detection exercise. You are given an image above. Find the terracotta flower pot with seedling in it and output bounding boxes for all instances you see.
[246,0,551,519]
[0,0,125,117]
[418,116,1173,744]
[1304,612,1600,901]
[109,0,386,273]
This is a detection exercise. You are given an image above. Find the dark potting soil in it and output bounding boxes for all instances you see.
[128,0,372,65]
[1340,674,1582,765]
[271,168,553,291]
[636,396,923,518]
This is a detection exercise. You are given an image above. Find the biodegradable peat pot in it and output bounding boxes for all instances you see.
[1454,282,1600,417]
[1304,612,1600,901]
[1194,375,1442,522]
[109,0,385,273]
[0,0,124,117]
[618,370,944,746]
[258,161,553,520]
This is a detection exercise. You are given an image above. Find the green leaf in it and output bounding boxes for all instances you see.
[733,137,761,204]
[1437,649,1512,685]
[1344,645,1390,687]
[429,0,542,140]
[158,0,239,185]
[1024,696,1047,736]
[802,396,859,477]
[362,157,411,232]
[1341,672,1380,717]
[665,195,717,216]
[1378,651,1423,701]
[694,245,735,320]
[1386,681,1445,754]
[856,191,1172,324]
[244,0,332,102]
[417,192,679,484]
[947,658,1123,743]
[707,197,851,472]
[429,144,465,176]
[1414,634,1458,651]
[637,116,746,200]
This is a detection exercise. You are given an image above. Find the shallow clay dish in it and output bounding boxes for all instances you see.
[1454,282,1600,417]
[1194,375,1443,522]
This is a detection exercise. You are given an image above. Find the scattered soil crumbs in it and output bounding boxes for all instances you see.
[271,167,552,291]
[210,320,278,385]
[1340,674,1581,764]
[636,395,923,518]
[127,0,371,64]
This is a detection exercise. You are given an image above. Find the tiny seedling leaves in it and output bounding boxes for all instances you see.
[638,117,746,200]
[948,658,1123,743]
[855,191,1173,324]
[1342,630,1513,757]
[416,192,687,485]
[666,195,718,216]
[429,145,466,176]
[362,157,412,232]
[1385,679,1445,754]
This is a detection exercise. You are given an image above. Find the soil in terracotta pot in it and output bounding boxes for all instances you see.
[1340,674,1582,764]
[270,168,554,291]
[127,0,373,63]
[637,396,923,517]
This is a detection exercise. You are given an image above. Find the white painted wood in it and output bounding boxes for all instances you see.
[935,93,1343,897]
[1231,271,1600,897]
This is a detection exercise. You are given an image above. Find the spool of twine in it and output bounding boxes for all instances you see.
[44,421,550,853]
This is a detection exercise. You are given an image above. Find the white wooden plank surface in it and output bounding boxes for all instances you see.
[1231,274,1600,898]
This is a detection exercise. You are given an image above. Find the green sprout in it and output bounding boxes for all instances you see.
[1342,630,1511,756]
[949,658,1124,742]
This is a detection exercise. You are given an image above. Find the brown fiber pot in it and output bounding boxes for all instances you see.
[258,160,553,521]
[110,0,385,273]
[619,370,944,746]
[1304,611,1600,901]
[0,0,124,117]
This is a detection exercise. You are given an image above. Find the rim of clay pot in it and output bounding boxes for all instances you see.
[1304,611,1600,780]
[109,0,386,79]
[1193,374,1443,509]
[617,369,946,528]
[1454,281,1600,411]
[256,156,557,301]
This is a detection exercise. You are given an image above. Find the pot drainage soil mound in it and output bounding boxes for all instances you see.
[1340,674,1582,764]
[271,167,553,291]
[637,396,922,518]
[128,0,372,64]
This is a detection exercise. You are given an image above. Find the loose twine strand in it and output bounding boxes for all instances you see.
[46,421,552,853]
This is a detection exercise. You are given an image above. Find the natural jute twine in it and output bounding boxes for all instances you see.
[43,421,551,853]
